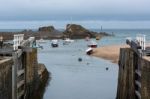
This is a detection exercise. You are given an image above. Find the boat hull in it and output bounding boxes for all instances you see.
[88,45,97,48]
[86,50,93,55]
[51,43,58,47]
[86,48,93,55]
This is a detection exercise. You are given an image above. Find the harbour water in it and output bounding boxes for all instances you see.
[96,29,150,45]
[37,29,150,99]
[38,39,118,99]
[1,28,150,99]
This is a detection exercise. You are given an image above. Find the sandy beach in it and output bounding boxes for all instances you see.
[92,45,129,63]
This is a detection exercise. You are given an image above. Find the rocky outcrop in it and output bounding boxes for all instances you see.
[0,26,63,40]
[63,24,97,39]
[0,24,112,40]
[63,24,111,39]
[32,26,63,39]
[38,26,55,32]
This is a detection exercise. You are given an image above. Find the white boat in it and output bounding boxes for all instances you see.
[64,38,74,43]
[87,41,97,48]
[37,38,47,43]
[85,36,90,41]
[86,47,93,55]
[51,39,58,47]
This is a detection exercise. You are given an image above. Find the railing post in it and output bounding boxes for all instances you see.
[13,34,24,50]
[143,35,146,50]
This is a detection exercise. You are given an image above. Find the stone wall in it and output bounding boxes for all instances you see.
[0,58,13,99]
[25,48,39,98]
[0,48,49,99]
[25,48,50,99]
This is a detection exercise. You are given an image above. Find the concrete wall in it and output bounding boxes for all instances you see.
[117,48,150,99]
[0,58,13,99]
[0,47,49,99]
[25,48,39,98]
[26,48,38,83]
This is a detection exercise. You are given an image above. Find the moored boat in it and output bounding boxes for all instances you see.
[51,39,58,47]
[85,36,90,41]
[64,38,74,43]
[87,41,97,48]
[37,38,47,43]
[63,38,74,45]
[86,47,93,55]
[96,36,101,40]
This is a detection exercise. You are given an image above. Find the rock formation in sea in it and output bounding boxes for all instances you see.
[63,24,95,39]
[63,24,112,39]
[0,25,63,40]
[37,26,63,39]
[0,24,112,40]
[38,26,55,32]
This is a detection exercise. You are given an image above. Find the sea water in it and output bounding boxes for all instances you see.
[1,29,150,99]
[38,40,118,99]
[96,29,150,45]
[37,29,150,99]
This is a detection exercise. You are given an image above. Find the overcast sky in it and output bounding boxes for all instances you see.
[0,0,150,28]
[0,0,150,21]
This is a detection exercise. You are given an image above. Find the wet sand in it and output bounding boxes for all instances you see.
[92,45,129,63]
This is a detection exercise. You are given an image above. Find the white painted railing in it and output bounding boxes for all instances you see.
[0,36,3,41]
[13,34,24,50]
[136,34,146,50]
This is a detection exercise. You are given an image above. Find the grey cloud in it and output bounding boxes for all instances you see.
[0,0,150,21]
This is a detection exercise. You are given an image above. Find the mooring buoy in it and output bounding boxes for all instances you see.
[106,67,109,70]
[78,58,82,62]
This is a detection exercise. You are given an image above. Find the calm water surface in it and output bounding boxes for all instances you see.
[1,29,149,98]
[38,40,118,99]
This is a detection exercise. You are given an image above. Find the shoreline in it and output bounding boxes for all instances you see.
[0,24,112,40]
[91,44,129,63]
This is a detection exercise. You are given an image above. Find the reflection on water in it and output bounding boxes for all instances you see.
[38,39,118,99]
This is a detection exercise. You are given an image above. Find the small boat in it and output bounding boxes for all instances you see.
[87,41,97,48]
[51,39,58,47]
[85,36,90,41]
[37,38,46,43]
[64,38,74,43]
[86,47,93,55]
[63,38,74,45]
[96,36,101,40]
